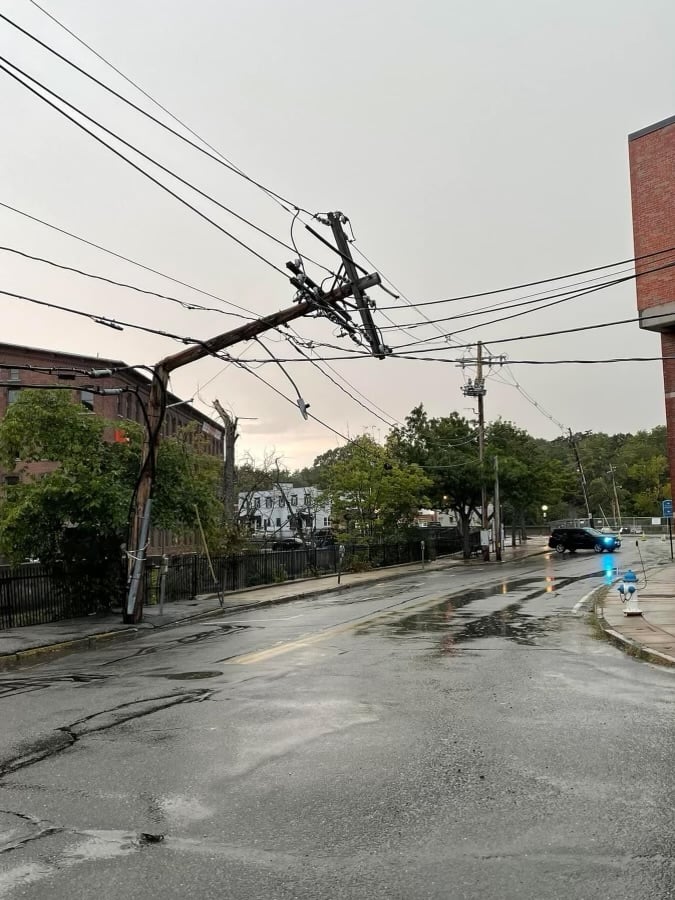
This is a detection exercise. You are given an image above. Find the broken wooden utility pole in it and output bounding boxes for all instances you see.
[213,400,238,526]
[123,266,383,623]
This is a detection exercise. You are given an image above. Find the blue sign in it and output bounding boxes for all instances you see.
[662,500,673,518]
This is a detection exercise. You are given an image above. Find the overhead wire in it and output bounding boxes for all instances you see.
[0,201,259,319]
[0,245,249,319]
[375,245,675,309]
[285,337,399,428]
[0,56,290,279]
[379,258,675,337]
[0,10,311,215]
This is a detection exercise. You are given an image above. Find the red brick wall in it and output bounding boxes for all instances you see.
[629,120,675,313]
[629,118,675,493]
[0,344,224,555]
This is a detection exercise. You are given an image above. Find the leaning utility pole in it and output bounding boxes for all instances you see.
[213,400,238,526]
[568,429,593,526]
[608,464,622,528]
[123,265,383,624]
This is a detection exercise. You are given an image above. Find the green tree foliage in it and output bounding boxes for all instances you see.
[388,406,483,556]
[486,419,572,541]
[0,391,223,608]
[321,434,430,537]
[543,427,669,522]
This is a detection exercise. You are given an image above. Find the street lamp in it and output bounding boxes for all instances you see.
[541,504,548,522]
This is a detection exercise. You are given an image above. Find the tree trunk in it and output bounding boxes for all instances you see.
[511,521,517,547]
[520,510,528,543]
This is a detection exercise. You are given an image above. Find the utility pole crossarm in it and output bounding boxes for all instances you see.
[327,212,389,359]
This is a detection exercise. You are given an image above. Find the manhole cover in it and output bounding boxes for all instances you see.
[163,671,222,680]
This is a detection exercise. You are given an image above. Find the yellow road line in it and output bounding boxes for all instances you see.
[224,591,453,665]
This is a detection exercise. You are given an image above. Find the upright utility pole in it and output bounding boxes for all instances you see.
[213,400,238,526]
[568,429,593,525]
[476,342,489,560]
[494,456,502,562]
[123,269,382,624]
[460,341,491,561]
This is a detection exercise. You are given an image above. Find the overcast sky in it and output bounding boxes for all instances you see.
[1,0,674,468]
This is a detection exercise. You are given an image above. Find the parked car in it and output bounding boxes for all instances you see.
[548,527,621,554]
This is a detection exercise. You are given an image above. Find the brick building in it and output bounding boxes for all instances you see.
[629,115,675,492]
[0,341,224,553]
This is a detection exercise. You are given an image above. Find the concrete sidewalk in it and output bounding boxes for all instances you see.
[596,563,675,666]
[0,539,548,670]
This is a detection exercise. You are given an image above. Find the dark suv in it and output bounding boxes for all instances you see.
[548,527,621,554]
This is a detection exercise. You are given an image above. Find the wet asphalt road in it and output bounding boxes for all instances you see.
[1,541,674,899]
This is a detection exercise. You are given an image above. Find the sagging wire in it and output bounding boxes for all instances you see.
[251,338,310,419]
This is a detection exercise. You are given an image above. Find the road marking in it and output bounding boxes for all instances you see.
[224,568,570,666]
[573,583,610,614]
[223,590,456,665]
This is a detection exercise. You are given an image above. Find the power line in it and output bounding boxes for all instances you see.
[0,245,249,320]
[0,201,259,319]
[0,286,206,344]
[0,10,310,215]
[386,258,675,344]
[222,351,675,366]
[1,53,335,276]
[286,338,399,428]
[381,267,638,333]
[0,56,290,279]
[375,245,675,310]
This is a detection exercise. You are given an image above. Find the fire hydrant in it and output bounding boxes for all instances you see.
[617,568,642,616]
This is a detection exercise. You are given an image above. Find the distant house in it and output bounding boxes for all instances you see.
[0,341,224,554]
[238,484,331,540]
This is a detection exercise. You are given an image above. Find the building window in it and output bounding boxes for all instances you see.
[8,368,19,382]
[265,497,273,508]
[254,497,261,509]
[291,494,298,506]
[323,517,328,527]
[304,494,312,506]
[7,388,20,404]
[80,390,95,411]
[4,474,19,485]
[275,518,281,527]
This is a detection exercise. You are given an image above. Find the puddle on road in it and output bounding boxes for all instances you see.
[360,570,601,652]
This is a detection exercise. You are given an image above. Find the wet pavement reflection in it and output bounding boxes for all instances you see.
[361,570,602,652]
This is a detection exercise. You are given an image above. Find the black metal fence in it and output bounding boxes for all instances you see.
[1,563,85,629]
[0,529,479,630]
[142,529,479,607]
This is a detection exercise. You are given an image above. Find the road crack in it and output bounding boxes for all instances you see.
[0,689,213,780]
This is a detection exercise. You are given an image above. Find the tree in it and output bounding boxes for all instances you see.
[0,391,223,608]
[322,434,430,537]
[389,406,482,557]
[486,419,572,544]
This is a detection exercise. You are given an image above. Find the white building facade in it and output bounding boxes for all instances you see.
[238,484,331,539]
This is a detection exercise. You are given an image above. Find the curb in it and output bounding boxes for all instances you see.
[0,545,549,672]
[593,597,675,668]
[0,626,142,673]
